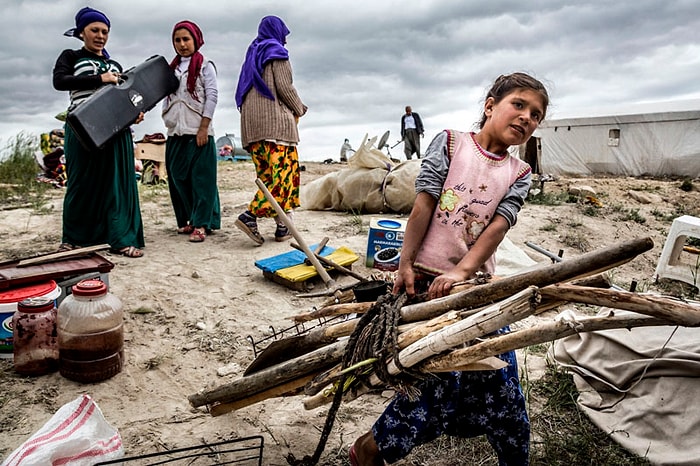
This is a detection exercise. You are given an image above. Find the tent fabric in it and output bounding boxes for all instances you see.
[301,134,420,214]
[550,312,700,465]
[536,109,700,178]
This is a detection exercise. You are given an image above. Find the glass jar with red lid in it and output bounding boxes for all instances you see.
[57,279,124,383]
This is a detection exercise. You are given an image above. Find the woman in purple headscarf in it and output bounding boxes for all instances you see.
[162,20,221,243]
[234,15,307,246]
[53,6,145,257]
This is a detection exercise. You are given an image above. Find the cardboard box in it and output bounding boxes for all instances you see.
[365,218,407,271]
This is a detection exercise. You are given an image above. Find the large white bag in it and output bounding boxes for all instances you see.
[2,394,124,466]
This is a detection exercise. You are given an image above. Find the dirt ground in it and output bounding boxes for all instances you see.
[1,160,699,465]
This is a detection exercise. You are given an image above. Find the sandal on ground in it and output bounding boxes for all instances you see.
[189,228,206,243]
[110,246,144,258]
[234,211,264,245]
[58,243,76,252]
[177,225,194,234]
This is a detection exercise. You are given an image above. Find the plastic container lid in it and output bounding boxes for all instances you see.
[377,219,402,229]
[71,279,108,297]
[0,280,59,305]
[18,297,56,313]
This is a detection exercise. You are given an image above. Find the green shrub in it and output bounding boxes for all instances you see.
[0,132,49,204]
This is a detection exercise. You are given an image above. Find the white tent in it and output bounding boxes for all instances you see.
[531,101,700,178]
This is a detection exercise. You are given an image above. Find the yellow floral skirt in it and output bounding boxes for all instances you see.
[247,141,300,217]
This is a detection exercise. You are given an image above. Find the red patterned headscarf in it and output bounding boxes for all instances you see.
[170,20,205,101]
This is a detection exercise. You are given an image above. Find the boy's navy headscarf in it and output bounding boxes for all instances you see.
[63,6,112,58]
[235,16,290,109]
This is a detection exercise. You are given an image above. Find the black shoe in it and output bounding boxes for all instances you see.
[275,224,292,242]
[234,211,264,245]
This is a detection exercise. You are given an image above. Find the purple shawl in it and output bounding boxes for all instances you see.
[235,16,290,109]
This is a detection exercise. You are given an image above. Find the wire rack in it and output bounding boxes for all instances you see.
[94,436,264,465]
[246,314,352,358]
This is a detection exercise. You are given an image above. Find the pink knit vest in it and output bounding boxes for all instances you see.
[414,130,530,276]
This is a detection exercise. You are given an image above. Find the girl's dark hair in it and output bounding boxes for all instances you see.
[478,72,549,128]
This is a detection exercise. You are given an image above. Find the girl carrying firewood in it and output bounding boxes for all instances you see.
[351,72,549,466]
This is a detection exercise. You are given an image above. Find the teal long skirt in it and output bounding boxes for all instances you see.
[164,135,221,230]
[62,126,144,250]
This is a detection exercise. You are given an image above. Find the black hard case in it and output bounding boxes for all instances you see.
[66,55,178,150]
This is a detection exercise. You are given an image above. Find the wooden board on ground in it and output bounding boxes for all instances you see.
[256,245,359,291]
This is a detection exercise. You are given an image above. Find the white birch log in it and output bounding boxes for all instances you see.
[539,284,700,326]
[387,286,539,374]
[420,310,670,372]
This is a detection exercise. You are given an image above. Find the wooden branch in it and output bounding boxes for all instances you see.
[303,379,374,411]
[188,239,649,412]
[302,357,508,411]
[539,284,700,326]
[209,372,319,416]
[255,178,334,287]
[303,311,669,411]
[399,237,653,323]
[188,339,348,408]
[388,287,539,373]
[299,277,610,396]
[420,311,670,373]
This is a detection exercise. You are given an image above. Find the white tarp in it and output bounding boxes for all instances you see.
[537,106,700,178]
[551,314,700,465]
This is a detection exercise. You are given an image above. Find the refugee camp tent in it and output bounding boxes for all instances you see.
[529,100,700,178]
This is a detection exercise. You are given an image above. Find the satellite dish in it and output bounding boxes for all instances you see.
[377,131,390,151]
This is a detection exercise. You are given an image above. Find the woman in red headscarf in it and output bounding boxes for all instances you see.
[162,20,221,243]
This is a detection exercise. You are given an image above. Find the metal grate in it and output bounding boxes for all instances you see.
[94,436,264,465]
[246,314,351,358]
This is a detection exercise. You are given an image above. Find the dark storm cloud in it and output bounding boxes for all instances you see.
[1,0,699,160]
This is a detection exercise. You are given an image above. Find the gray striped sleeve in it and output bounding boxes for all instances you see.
[414,130,531,227]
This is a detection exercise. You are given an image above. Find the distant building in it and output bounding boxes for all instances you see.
[522,101,700,178]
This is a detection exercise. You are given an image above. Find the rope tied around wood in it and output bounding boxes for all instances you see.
[286,291,420,465]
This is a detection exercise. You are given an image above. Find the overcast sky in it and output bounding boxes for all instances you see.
[1,0,699,161]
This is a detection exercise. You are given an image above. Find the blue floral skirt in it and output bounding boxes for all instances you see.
[372,343,530,465]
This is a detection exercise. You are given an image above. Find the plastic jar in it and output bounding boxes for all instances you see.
[0,280,61,359]
[57,279,124,383]
[13,297,59,376]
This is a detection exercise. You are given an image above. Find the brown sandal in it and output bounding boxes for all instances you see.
[110,246,144,258]
[177,225,194,234]
[189,228,206,243]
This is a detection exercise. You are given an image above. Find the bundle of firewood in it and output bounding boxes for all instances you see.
[188,237,700,416]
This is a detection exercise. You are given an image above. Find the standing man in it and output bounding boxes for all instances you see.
[339,138,354,162]
[400,105,424,160]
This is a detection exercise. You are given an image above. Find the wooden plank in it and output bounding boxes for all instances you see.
[255,243,334,274]
[18,244,110,267]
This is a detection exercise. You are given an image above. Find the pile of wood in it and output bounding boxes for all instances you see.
[188,237,700,416]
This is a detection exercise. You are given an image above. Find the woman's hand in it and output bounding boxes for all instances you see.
[100,71,120,84]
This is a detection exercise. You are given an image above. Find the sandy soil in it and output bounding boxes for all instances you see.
[1,160,698,465]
